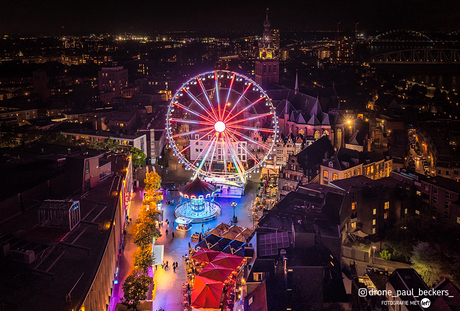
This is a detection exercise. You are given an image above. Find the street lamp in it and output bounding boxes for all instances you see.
[231,201,238,224]
[372,246,376,264]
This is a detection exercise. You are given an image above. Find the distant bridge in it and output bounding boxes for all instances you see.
[369,49,460,64]
[370,30,433,43]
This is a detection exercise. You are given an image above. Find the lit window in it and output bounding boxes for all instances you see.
[384,212,388,219]
[371,166,374,174]
[373,209,376,215]
[384,202,389,209]
[333,173,338,181]
[404,208,408,214]
[372,228,376,234]
[373,219,376,225]
[416,210,420,215]
[351,202,356,210]
[323,170,329,179]
[351,222,356,228]
[457,217,460,224]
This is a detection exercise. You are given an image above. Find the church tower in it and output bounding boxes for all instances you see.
[255,8,279,88]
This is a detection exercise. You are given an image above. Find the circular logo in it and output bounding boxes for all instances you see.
[358,288,368,298]
[420,298,431,309]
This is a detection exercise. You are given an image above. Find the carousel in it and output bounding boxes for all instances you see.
[174,178,222,224]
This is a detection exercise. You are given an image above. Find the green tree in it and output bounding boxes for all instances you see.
[130,147,146,169]
[121,273,153,309]
[411,242,441,286]
[380,250,392,261]
[133,216,156,247]
[134,246,155,273]
[103,137,119,151]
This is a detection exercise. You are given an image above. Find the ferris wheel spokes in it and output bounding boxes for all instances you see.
[169,118,213,126]
[224,96,264,123]
[229,125,275,133]
[226,130,260,166]
[179,128,215,155]
[226,127,271,150]
[173,101,215,124]
[183,88,218,122]
[193,135,218,179]
[223,82,252,123]
[222,132,246,182]
[207,133,219,175]
[171,126,214,139]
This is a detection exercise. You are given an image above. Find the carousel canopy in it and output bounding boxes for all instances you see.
[179,177,216,197]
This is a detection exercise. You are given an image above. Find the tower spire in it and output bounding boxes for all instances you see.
[294,70,299,94]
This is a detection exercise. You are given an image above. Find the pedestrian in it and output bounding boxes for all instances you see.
[166,261,169,269]
[172,232,175,239]
[155,265,158,270]
[166,229,168,236]
[173,265,176,273]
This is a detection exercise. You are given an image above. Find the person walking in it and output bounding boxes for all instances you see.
[166,229,168,236]
[172,232,175,239]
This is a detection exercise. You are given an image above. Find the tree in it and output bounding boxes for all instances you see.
[134,246,155,273]
[133,216,156,247]
[411,242,441,286]
[130,147,146,169]
[144,172,161,194]
[121,273,153,309]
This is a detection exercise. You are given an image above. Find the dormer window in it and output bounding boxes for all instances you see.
[328,161,333,168]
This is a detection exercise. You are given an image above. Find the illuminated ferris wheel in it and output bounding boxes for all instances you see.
[166,70,278,183]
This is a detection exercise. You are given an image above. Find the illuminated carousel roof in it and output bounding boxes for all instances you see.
[179,177,216,197]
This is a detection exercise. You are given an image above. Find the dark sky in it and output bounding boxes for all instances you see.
[1,0,460,35]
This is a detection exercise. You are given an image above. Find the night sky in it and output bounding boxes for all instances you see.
[1,0,460,35]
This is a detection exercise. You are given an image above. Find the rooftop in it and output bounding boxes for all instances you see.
[0,173,122,311]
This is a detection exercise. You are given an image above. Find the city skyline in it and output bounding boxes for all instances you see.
[2,0,460,35]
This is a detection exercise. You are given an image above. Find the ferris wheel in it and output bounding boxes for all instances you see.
[166,70,278,183]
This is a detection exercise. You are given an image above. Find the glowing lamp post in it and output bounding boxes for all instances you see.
[231,201,238,224]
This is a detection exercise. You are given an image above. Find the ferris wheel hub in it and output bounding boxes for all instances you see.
[214,121,226,133]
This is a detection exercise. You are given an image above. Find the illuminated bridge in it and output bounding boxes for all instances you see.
[370,49,460,64]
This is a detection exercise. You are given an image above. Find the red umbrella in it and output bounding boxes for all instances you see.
[191,276,224,309]
[199,263,234,283]
[192,248,220,263]
[211,252,244,270]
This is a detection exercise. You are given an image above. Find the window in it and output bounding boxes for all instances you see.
[445,202,450,209]
[457,217,460,224]
[433,197,438,205]
[85,161,90,174]
[351,202,356,210]
[372,228,376,234]
[384,201,389,209]
[323,170,329,179]
[351,222,356,228]
[424,185,429,191]
[371,166,374,174]
[416,190,421,196]
[416,210,420,215]
[446,171,450,176]
[384,212,388,219]
[195,134,199,139]
[438,170,442,174]
[404,208,408,215]
[373,219,376,225]
[277,150,283,155]
[373,209,376,215]
[445,211,450,220]
[195,149,199,152]
[446,192,451,200]
[333,173,338,181]
[434,187,438,195]
[454,170,459,175]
